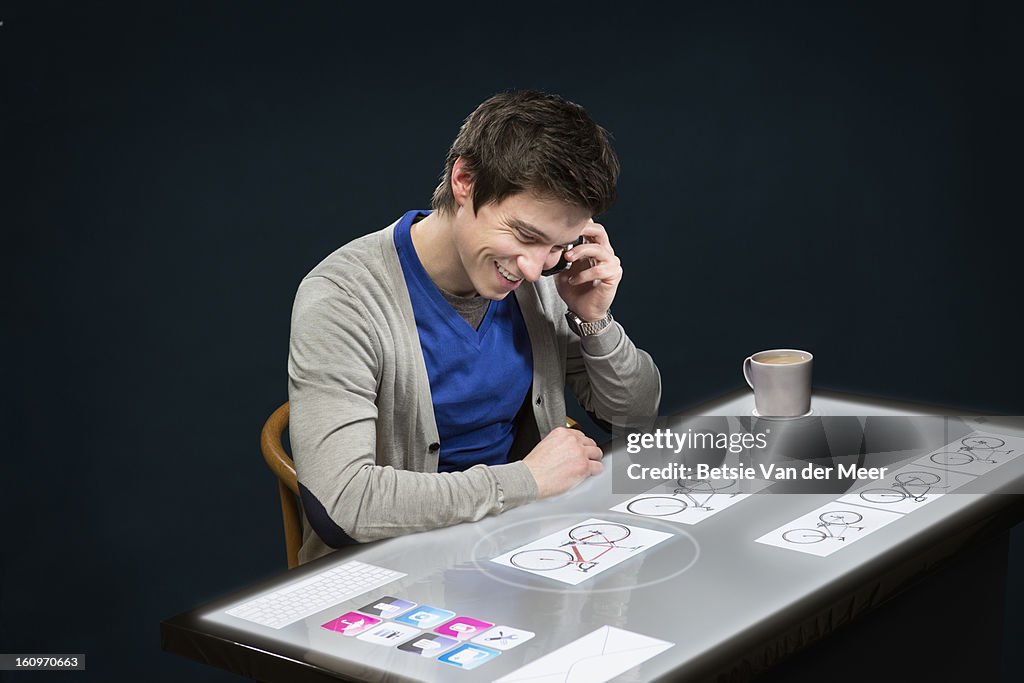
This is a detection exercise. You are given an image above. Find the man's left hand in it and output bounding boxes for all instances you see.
[554,219,621,321]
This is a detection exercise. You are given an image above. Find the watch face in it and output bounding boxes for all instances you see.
[565,311,585,335]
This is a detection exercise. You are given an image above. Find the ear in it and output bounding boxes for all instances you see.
[450,157,474,209]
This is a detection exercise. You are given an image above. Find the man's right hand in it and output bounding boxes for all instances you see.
[522,427,604,499]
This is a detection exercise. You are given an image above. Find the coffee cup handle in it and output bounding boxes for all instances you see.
[742,356,754,389]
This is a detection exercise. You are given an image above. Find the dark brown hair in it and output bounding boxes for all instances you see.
[431,91,619,217]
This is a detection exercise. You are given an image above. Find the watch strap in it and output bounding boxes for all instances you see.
[565,310,614,336]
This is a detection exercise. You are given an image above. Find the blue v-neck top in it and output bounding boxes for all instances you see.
[394,210,533,473]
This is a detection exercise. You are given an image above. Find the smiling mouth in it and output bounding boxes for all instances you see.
[496,262,523,283]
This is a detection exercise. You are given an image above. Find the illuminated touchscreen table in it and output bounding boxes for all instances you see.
[161,390,1024,682]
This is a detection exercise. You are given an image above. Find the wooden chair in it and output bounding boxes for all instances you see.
[260,401,583,569]
[260,402,302,569]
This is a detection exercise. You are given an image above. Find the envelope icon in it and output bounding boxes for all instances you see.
[494,625,672,683]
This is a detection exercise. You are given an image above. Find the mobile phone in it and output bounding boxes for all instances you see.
[541,236,585,277]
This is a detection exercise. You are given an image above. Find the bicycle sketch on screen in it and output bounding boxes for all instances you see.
[930,436,1012,467]
[781,510,865,544]
[625,477,739,517]
[858,470,947,505]
[509,523,643,573]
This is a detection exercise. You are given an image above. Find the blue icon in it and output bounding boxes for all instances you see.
[438,643,500,670]
[394,605,456,629]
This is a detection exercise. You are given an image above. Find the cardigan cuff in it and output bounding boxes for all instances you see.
[491,461,540,510]
[579,320,624,357]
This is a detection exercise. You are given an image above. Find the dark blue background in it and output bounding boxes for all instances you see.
[3,1,1022,681]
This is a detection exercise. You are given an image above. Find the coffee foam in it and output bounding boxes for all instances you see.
[756,353,809,365]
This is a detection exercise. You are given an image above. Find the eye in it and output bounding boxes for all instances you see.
[513,229,537,244]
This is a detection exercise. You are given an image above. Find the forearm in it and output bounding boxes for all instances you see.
[567,321,662,424]
[290,393,539,545]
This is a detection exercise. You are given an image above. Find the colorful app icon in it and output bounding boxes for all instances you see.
[355,622,421,646]
[397,633,458,658]
[472,625,535,651]
[438,643,500,670]
[435,616,494,640]
[394,605,455,629]
[357,596,417,618]
[321,612,379,636]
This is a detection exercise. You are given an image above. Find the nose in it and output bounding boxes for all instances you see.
[519,246,561,282]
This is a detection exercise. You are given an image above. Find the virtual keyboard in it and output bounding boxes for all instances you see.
[226,561,405,629]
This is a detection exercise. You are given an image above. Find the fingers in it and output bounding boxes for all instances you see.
[568,430,603,461]
[580,220,612,249]
[565,241,615,264]
[526,428,607,497]
[566,261,622,286]
[556,425,594,442]
[554,427,603,460]
[565,236,621,287]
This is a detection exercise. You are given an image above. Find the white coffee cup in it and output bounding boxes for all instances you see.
[742,349,813,417]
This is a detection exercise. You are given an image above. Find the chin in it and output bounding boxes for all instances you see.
[481,289,510,301]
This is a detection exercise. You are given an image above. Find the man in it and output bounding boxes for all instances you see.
[288,91,660,563]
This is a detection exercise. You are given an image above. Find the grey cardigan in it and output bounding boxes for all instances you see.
[288,218,661,563]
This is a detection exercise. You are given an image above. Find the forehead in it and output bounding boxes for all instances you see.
[488,192,590,243]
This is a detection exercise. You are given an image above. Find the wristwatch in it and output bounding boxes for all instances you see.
[565,309,614,337]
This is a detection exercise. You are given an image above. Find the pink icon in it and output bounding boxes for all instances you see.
[321,611,380,636]
[434,616,494,640]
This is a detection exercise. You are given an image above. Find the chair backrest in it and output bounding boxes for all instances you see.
[260,402,302,569]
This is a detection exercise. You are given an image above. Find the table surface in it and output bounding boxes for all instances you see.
[161,390,1024,682]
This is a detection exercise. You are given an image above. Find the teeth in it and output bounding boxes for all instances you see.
[496,262,522,282]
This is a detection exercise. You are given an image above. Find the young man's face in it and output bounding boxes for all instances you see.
[452,192,591,300]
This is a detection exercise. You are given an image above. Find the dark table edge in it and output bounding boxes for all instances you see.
[161,543,382,682]
[160,617,365,683]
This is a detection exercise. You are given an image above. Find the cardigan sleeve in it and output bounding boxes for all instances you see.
[563,318,662,428]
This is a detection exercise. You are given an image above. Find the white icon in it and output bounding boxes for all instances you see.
[375,602,399,613]
[450,623,476,633]
[342,618,365,631]
[450,648,486,664]
[357,622,419,646]
[413,638,440,650]
[473,625,535,651]
[408,611,431,621]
